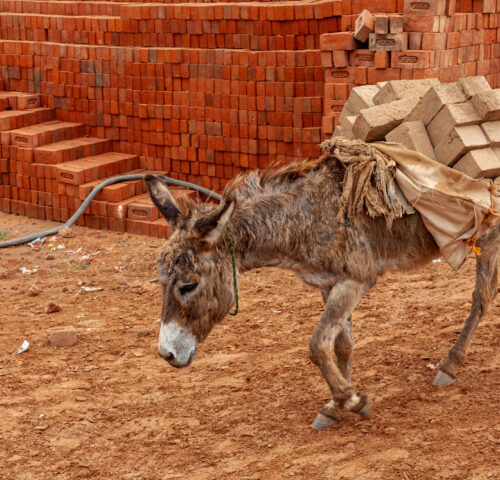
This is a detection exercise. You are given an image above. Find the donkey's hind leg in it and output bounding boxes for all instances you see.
[434,227,500,386]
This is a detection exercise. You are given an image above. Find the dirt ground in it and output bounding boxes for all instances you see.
[0,211,499,480]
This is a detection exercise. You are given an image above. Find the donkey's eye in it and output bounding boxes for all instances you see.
[179,283,198,296]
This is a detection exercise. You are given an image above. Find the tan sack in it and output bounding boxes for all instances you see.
[373,142,500,270]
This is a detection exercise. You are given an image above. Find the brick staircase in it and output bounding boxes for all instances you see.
[0,93,197,238]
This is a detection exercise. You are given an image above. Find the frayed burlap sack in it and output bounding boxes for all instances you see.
[321,136,500,270]
[373,142,500,270]
[320,136,415,227]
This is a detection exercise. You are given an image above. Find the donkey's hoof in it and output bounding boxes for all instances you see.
[311,412,340,430]
[357,399,372,419]
[345,392,372,419]
[433,369,456,387]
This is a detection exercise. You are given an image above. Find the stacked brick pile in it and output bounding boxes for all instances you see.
[335,75,500,179]
[321,0,500,135]
[0,92,201,236]
[0,0,499,238]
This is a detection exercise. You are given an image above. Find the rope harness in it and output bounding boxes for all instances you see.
[466,183,500,256]
[226,225,239,316]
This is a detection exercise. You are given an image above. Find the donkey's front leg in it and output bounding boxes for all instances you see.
[310,279,370,430]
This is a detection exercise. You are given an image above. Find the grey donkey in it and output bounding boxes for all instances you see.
[145,155,499,429]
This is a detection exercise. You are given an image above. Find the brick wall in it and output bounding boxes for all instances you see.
[0,0,499,195]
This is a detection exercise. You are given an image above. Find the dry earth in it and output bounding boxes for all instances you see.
[0,211,499,480]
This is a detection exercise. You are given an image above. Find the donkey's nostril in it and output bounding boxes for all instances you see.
[158,348,174,362]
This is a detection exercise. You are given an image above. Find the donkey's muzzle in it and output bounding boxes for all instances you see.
[158,345,196,368]
[158,321,197,368]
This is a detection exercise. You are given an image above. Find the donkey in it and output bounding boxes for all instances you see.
[145,154,499,429]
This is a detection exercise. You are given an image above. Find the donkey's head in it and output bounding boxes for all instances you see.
[145,175,236,368]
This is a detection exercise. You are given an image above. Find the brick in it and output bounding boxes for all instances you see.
[421,33,447,51]
[332,125,344,138]
[389,15,404,34]
[352,96,420,142]
[374,15,388,34]
[47,326,78,347]
[446,0,456,15]
[10,122,84,148]
[320,32,357,51]
[345,85,380,113]
[391,51,434,69]
[0,92,40,110]
[0,108,53,132]
[325,68,355,84]
[480,122,500,147]
[339,104,356,126]
[349,50,375,67]
[458,76,492,99]
[434,125,489,166]
[470,90,500,121]
[16,93,41,110]
[406,83,467,125]
[374,51,389,68]
[404,15,440,33]
[373,78,440,105]
[321,51,333,67]
[368,33,407,52]
[55,153,139,185]
[354,9,375,43]
[482,0,497,12]
[340,115,357,139]
[403,0,446,15]
[427,102,482,146]
[409,32,423,50]
[453,148,500,178]
[34,137,111,164]
[127,198,160,221]
[332,51,349,68]
[386,121,437,160]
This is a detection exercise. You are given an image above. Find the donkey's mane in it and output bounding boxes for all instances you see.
[223,154,336,202]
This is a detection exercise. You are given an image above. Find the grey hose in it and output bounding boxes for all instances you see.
[0,173,222,248]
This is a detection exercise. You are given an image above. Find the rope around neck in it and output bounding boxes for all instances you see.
[226,225,239,316]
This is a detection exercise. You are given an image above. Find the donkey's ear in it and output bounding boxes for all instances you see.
[193,200,235,244]
[145,175,183,227]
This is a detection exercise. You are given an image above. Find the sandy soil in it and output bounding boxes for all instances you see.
[0,211,499,480]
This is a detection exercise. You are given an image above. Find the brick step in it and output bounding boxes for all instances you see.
[0,91,41,111]
[8,121,85,148]
[0,107,53,134]
[34,136,111,164]
[54,152,140,185]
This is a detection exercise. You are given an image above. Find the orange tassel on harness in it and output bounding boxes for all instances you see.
[465,184,500,257]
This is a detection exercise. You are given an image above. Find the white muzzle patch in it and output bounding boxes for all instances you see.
[158,321,197,368]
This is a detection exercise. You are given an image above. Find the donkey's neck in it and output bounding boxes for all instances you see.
[228,192,313,272]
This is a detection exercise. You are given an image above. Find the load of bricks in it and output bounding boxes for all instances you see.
[334,75,500,180]
[0,0,499,238]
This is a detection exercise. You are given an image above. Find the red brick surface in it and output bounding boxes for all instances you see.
[0,0,499,238]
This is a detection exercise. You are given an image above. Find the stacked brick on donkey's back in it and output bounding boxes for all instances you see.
[335,75,500,179]
[0,0,500,238]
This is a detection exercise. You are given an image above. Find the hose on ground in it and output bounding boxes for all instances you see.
[0,173,222,248]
